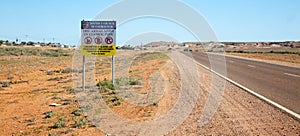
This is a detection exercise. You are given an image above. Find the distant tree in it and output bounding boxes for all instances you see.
[121,45,134,50]
[0,40,3,45]
[27,41,34,45]
[21,42,26,45]
[5,42,12,46]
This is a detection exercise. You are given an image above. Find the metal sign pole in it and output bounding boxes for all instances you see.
[112,56,115,85]
[82,55,86,91]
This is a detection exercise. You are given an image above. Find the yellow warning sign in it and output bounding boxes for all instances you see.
[81,21,116,56]
[81,44,116,56]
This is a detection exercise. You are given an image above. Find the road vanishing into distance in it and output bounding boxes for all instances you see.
[189,52,300,114]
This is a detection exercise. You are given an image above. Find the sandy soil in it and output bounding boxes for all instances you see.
[0,51,299,135]
[0,51,179,135]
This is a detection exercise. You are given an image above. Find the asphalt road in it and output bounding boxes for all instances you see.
[189,52,300,114]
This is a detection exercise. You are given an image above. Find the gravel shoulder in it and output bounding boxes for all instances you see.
[169,65,300,135]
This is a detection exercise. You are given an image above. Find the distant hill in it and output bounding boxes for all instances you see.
[143,41,182,47]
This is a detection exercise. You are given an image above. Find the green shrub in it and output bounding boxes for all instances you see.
[72,109,83,116]
[97,80,115,90]
[52,118,66,128]
[44,111,55,118]
[72,118,88,128]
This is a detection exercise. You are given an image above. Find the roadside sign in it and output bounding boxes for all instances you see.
[81,21,116,56]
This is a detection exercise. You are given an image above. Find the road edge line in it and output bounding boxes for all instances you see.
[191,56,300,120]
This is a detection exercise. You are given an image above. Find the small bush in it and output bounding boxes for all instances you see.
[113,101,121,106]
[66,88,75,94]
[52,118,66,129]
[44,111,55,118]
[97,80,115,90]
[108,96,120,102]
[61,68,73,73]
[0,81,10,87]
[72,109,83,116]
[72,118,88,129]
[129,80,143,85]
[46,70,54,75]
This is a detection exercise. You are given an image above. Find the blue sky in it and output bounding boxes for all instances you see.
[0,0,299,46]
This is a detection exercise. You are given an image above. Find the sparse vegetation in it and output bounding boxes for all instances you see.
[0,81,10,88]
[97,80,115,91]
[65,87,75,94]
[71,108,83,116]
[97,80,122,107]
[72,118,88,129]
[0,80,29,88]
[135,52,168,62]
[44,111,55,118]
[114,77,138,86]
[54,68,74,74]
[51,118,66,129]
[0,47,73,57]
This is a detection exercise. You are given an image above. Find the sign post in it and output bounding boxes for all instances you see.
[112,56,115,85]
[81,20,117,90]
[82,55,86,91]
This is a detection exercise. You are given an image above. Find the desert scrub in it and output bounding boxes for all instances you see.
[71,108,83,116]
[114,77,140,86]
[0,81,10,87]
[133,52,168,63]
[0,47,73,57]
[54,68,74,74]
[72,118,88,128]
[97,79,122,107]
[44,111,55,118]
[0,80,27,87]
[51,118,66,129]
[97,80,115,91]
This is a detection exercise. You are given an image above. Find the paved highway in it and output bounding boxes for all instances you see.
[189,52,300,114]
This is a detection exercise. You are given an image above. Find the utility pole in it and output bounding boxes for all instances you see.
[16,38,18,45]
[43,38,45,46]
[25,35,28,45]
[52,38,55,47]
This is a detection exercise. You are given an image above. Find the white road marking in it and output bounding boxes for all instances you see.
[284,73,300,78]
[229,60,234,63]
[187,54,300,120]
[248,65,256,68]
